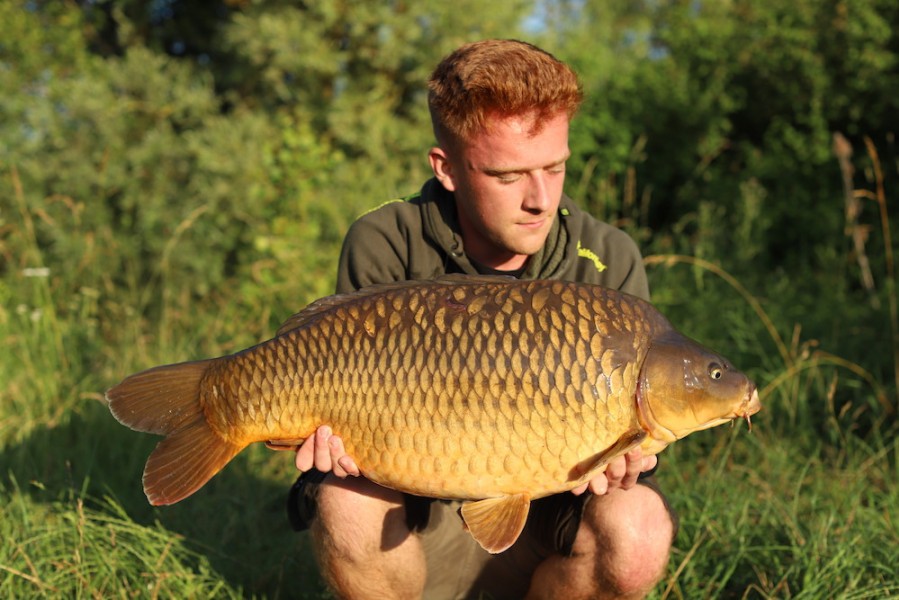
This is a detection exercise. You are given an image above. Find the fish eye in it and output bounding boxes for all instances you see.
[709,363,723,380]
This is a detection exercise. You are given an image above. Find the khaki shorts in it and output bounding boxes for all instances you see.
[415,476,674,599]
[289,473,675,600]
[416,494,580,599]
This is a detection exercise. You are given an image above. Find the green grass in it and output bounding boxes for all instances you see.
[656,419,898,599]
[2,169,897,598]
[643,251,898,599]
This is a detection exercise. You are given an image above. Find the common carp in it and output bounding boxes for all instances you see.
[107,275,760,553]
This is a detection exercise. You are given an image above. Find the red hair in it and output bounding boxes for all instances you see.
[427,39,583,144]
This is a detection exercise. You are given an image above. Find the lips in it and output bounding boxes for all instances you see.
[517,218,547,230]
[736,387,762,431]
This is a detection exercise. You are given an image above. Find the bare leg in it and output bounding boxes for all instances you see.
[525,485,673,600]
[311,476,427,599]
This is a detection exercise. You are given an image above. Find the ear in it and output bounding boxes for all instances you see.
[428,146,457,192]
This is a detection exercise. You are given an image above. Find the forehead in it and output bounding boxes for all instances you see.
[461,112,570,169]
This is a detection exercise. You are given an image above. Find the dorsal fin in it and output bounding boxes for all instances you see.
[276,280,422,336]
[432,273,517,285]
[275,275,517,336]
[459,493,531,554]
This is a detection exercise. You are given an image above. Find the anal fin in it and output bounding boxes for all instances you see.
[459,493,530,554]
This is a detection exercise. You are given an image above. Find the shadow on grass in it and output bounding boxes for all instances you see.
[0,398,330,599]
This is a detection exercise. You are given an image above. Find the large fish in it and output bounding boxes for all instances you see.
[107,275,760,553]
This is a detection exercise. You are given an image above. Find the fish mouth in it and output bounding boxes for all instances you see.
[637,379,762,441]
[734,386,762,431]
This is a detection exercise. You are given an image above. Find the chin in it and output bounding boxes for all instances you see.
[493,229,550,259]
[518,236,551,256]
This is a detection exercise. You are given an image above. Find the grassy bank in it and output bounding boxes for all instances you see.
[2,169,897,598]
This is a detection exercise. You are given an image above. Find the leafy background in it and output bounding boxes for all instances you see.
[1,0,897,597]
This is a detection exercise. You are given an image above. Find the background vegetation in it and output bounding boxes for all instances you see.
[2,0,897,597]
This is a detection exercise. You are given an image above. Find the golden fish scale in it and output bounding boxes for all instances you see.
[201,280,668,499]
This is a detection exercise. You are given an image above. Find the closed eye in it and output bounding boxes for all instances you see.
[496,173,522,184]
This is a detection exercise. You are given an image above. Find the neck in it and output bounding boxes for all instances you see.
[469,251,529,272]
[470,257,528,278]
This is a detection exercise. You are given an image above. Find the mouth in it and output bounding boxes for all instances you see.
[518,219,546,230]
[735,387,762,431]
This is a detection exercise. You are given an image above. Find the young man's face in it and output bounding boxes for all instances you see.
[429,112,570,271]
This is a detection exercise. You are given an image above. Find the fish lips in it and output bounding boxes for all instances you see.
[735,386,762,431]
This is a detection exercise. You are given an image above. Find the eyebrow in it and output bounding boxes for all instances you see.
[481,152,571,177]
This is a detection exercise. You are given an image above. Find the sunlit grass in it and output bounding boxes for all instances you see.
[643,247,897,598]
[1,157,897,598]
[1,486,240,598]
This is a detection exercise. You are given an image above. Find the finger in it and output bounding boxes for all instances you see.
[329,434,348,478]
[642,454,658,473]
[604,455,627,485]
[588,473,609,495]
[571,482,589,496]
[313,426,333,472]
[337,455,360,477]
[295,435,316,472]
[620,449,644,490]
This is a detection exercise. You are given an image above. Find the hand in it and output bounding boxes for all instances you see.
[295,425,360,478]
[571,448,656,496]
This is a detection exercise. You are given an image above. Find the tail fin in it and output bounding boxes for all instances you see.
[106,359,244,506]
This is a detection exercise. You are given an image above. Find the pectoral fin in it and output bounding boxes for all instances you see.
[569,428,647,482]
[459,493,530,554]
[264,439,306,451]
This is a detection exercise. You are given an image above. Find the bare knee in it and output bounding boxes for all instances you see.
[313,476,409,559]
[577,485,673,597]
[311,477,427,599]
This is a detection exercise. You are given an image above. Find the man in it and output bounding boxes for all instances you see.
[290,39,675,599]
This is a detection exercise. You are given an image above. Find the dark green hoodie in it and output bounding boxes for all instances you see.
[336,178,649,300]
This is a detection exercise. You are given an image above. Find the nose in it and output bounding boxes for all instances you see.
[523,171,552,213]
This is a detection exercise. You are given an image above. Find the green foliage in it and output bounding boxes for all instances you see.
[1,0,898,597]
[556,0,898,275]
